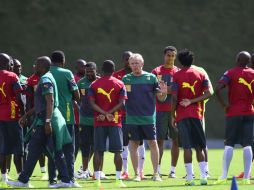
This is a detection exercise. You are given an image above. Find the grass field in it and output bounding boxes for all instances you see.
[7,149,254,190]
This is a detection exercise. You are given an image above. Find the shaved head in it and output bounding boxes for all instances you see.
[36,56,51,75]
[0,53,11,70]
[236,51,251,66]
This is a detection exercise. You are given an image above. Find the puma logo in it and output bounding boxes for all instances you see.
[238,77,254,93]
[0,82,6,97]
[97,88,114,102]
[182,80,198,95]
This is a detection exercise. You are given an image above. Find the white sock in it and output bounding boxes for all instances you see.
[199,161,207,178]
[157,165,160,174]
[94,171,101,180]
[170,166,176,173]
[2,173,8,182]
[138,144,145,173]
[122,146,129,173]
[221,146,233,179]
[116,171,122,180]
[243,146,252,179]
[185,163,193,181]
[205,162,209,173]
[40,166,46,173]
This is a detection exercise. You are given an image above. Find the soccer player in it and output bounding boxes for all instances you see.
[122,53,167,181]
[88,60,127,188]
[214,51,254,185]
[171,49,213,186]
[236,53,254,179]
[76,62,98,179]
[0,53,25,188]
[152,46,179,177]
[7,56,72,188]
[73,59,86,159]
[49,50,81,187]
[113,51,146,179]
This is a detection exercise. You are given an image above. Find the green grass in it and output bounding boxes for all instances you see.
[7,149,253,189]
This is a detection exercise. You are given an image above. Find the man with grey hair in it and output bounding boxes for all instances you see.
[122,53,167,181]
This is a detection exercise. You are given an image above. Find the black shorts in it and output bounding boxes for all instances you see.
[177,118,206,149]
[0,121,24,155]
[122,117,129,146]
[225,115,254,147]
[94,126,123,153]
[127,124,156,141]
[80,125,94,157]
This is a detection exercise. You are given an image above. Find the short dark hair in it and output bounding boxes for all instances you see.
[51,50,65,64]
[164,46,177,55]
[177,49,194,67]
[86,62,97,70]
[102,60,115,74]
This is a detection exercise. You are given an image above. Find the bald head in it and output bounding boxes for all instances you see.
[13,59,22,76]
[0,53,11,70]
[36,56,51,76]
[236,51,251,67]
[75,59,86,76]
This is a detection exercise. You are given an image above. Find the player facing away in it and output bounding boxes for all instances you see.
[0,53,25,188]
[171,49,213,186]
[113,51,146,179]
[152,46,180,177]
[122,53,167,182]
[88,60,127,188]
[214,51,254,185]
[49,50,81,188]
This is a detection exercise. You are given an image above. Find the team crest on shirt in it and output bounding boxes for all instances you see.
[147,76,150,80]
[81,89,86,95]
[157,75,162,81]
[238,77,254,93]
[182,80,198,95]
[125,85,131,92]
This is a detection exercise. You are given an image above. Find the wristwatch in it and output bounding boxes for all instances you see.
[45,118,51,123]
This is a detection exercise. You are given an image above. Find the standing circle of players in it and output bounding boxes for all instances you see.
[1,49,254,188]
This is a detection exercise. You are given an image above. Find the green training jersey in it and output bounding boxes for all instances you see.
[50,66,78,125]
[77,77,94,126]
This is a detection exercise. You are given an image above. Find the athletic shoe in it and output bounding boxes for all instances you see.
[182,174,195,179]
[236,172,244,179]
[185,180,195,186]
[121,172,129,180]
[213,178,227,185]
[200,178,208,185]
[115,179,127,188]
[75,170,90,179]
[152,173,162,181]
[48,181,58,188]
[87,168,93,177]
[94,180,101,187]
[7,180,34,188]
[52,181,71,188]
[241,179,251,185]
[133,175,141,182]
[168,171,176,178]
[100,171,108,179]
[70,181,82,188]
